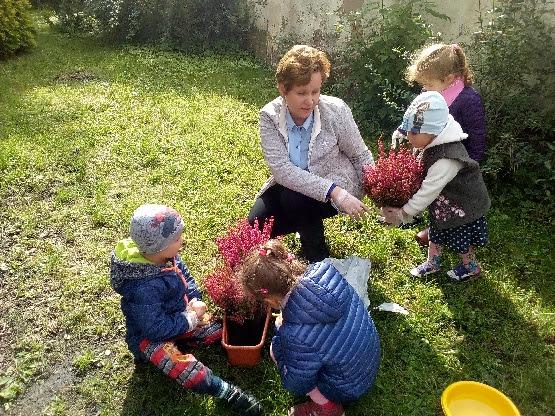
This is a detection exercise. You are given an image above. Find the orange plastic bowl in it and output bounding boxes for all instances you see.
[441,381,521,416]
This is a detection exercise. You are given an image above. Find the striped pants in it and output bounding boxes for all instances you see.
[139,320,223,395]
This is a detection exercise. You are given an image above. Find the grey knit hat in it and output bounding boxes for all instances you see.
[130,204,184,254]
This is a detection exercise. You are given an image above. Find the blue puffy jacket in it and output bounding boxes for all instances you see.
[109,238,202,359]
[271,261,381,403]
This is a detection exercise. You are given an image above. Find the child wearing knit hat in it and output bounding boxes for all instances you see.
[110,204,262,415]
[381,91,491,282]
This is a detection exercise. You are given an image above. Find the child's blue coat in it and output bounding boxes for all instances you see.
[271,261,381,403]
[110,240,202,359]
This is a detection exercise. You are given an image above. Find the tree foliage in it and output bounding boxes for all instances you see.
[0,0,36,59]
[467,0,555,204]
[330,0,448,138]
[49,0,250,53]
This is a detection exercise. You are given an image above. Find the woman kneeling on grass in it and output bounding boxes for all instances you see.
[238,239,381,416]
[248,45,375,263]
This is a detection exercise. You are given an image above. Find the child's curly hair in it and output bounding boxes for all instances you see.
[238,239,306,301]
[406,43,473,86]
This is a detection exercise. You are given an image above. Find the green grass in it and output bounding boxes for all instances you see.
[1,21,554,416]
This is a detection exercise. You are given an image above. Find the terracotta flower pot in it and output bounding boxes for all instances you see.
[222,308,271,367]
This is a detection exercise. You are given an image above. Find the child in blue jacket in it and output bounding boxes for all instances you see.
[110,204,262,415]
[238,239,381,416]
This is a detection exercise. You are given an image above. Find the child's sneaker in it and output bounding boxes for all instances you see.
[223,384,263,415]
[410,261,440,278]
[288,401,345,416]
[447,262,481,282]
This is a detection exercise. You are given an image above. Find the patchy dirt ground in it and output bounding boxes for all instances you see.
[2,363,76,416]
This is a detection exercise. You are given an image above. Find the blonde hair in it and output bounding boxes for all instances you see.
[276,45,331,92]
[238,239,306,300]
[406,43,473,86]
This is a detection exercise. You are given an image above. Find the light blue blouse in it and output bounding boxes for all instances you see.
[286,109,313,170]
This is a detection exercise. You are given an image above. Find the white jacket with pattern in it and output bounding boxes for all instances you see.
[256,95,374,202]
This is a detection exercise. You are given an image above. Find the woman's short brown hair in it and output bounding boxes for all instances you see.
[276,45,331,92]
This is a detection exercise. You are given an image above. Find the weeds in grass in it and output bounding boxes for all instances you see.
[0,20,553,416]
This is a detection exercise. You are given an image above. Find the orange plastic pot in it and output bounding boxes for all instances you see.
[222,308,271,367]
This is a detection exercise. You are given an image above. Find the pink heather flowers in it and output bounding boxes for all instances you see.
[363,141,423,208]
[216,218,274,270]
[203,218,273,323]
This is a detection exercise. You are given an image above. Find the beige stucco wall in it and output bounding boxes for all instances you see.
[245,0,496,63]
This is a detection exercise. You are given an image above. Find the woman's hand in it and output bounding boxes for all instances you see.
[331,187,371,220]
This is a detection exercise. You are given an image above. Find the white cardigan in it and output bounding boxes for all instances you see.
[256,95,374,202]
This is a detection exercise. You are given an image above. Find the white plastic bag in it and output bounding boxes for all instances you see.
[325,256,371,309]
[375,302,409,315]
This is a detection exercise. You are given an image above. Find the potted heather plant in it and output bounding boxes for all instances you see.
[203,218,273,367]
[363,140,423,208]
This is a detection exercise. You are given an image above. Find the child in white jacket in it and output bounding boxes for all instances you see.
[381,91,490,282]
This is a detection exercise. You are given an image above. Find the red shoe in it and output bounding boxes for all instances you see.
[288,401,345,416]
[415,228,429,246]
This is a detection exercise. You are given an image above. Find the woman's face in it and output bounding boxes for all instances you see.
[279,71,322,125]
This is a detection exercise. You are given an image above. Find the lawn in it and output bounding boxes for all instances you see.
[1,21,554,416]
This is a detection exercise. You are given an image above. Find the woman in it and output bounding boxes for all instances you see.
[249,45,374,262]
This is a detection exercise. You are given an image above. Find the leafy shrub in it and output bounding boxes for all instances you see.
[467,0,555,205]
[50,0,250,52]
[0,0,36,59]
[329,0,447,139]
[29,0,55,7]
[165,0,250,53]
[52,0,100,34]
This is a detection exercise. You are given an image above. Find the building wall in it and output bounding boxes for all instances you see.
[245,0,496,63]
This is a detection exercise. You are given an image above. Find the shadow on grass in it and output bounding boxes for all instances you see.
[354,305,450,416]
[439,275,554,416]
[481,208,555,308]
[119,341,286,416]
[120,362,211,416]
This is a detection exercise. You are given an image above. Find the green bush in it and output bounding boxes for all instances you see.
[467,0,555,205]
[50,0,250,52]
[0,0,36,59]
[50,0,98,34]
[329,0,448,139]
[29,0,55,7]
[166,0,250,53]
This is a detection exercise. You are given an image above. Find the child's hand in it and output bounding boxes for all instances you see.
[272,311,283,329]
[380,207,403,226]
[189,299,207,318]
[196,312,212,326]
[391,129,407,148]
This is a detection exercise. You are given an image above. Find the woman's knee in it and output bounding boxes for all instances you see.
[248,198,269,225]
